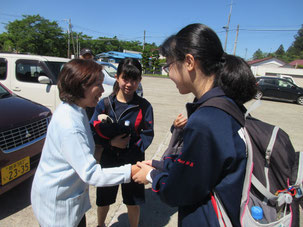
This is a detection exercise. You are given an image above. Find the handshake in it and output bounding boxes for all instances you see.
[131,160,154,185]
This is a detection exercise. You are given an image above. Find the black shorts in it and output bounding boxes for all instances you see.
[96,179,145,206]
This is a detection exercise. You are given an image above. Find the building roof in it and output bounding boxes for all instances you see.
[247,57,286,66]
[96,51,142,59]
[247,57,272,65]
[289,59,303,66]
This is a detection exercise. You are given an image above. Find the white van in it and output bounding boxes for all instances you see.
[0,53,115,112]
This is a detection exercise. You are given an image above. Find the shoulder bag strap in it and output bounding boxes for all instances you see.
[199,97,245,127]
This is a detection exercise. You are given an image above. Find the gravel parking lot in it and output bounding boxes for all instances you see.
[0,76,302,226]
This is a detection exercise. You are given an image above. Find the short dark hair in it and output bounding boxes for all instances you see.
[160,23,256,104]
[113,58,142,95]
[80,48,93,56]
[57,59,103,104]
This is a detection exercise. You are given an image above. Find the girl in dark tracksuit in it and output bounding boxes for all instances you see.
[132,24,257,227]
[90,58,154,227]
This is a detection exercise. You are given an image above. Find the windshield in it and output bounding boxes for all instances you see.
[45,61,67,82]
[103,65,117,78]
[0,84,11,99]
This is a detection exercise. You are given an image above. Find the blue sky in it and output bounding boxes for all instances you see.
[0,0,302,59]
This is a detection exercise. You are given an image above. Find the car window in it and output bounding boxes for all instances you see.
[16,59,48,83]
[45,61,66,83]
[0,84,11,98]
[283,77,292,83]
[278,80,292,88]
[103,65,117,78]
[262,79,276,85]
[0,58,7,80]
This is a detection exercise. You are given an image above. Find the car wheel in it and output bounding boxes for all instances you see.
[255,91,263,100]
[297,96,303,105]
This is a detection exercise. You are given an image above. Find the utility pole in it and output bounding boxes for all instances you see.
[143,30,146,52]
[223,0,233,52]
[233,25,239,55]
[76,34,79,58]
[69,19,76,58]
[63,19,70,58]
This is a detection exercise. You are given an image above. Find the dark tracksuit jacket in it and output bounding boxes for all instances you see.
[90,93,154,166]
[151,87,247,227]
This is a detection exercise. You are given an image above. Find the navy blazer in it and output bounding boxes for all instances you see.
[151,87,247,227]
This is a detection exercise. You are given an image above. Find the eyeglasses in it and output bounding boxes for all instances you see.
[163,61,176,74]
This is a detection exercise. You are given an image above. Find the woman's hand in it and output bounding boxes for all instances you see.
[173,113,187,129]
[131,164,141,177]
[132,162,154,184]
[110,134,130,149]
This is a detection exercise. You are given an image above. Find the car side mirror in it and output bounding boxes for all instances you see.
[38,75,53,84]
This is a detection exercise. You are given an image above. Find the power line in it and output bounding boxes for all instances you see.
[0,12,23,19]
[240,28,299,32]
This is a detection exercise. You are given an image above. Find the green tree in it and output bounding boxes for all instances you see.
[0,14,158,58]
[286,24,303,61]
[151,49,160,74]
[275,44,285,57]
[141,49,151,73]
[0,33,13,52]
[4,14,66,56]
[253,49,266,60]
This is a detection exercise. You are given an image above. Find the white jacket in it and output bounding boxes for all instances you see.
[31,102,131,227]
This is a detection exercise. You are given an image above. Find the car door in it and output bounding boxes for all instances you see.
[276,79,298,101]
[11,59,57,111]
[260,78,278,97]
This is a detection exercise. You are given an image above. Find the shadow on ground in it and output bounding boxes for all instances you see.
[110,188,177,227]
[0,175,33,220]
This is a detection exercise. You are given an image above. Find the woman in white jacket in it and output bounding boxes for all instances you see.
[31,59,138,227]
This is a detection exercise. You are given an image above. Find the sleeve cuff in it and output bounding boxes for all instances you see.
[124,164,132,183]
[152,160,164,171]
[146,169,153,183]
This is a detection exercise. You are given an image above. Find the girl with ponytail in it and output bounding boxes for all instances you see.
[133,23,257,227]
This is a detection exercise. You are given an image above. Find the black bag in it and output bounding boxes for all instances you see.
[201,97,303,227]
[161,127,184,158]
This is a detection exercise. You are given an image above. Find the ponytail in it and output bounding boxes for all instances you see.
[215,54,257,105]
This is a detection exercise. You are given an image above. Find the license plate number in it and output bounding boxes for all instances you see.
[1,156,30,185]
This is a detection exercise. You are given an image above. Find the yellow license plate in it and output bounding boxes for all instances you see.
[1,156,30,185]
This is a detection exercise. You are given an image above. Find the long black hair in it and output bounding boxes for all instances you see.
[112,58,142,95]
[160,23,256,105]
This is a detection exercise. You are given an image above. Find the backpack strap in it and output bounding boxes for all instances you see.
[295,152,303,184]
[244,99,262,119]
[263,126,280,191]
[103,96,111,115]
[200,97,245,127]
[265,126,279,166]
[251,175,278,201]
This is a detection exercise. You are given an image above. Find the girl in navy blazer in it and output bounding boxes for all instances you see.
[133,24,257,227]
[90,58,154,227]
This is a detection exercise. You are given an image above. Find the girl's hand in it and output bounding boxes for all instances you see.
[131,164,141,177]
[141,160,152,166]
[110,134,130,149]
[132,162,154,184]
[173,114,187,129]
